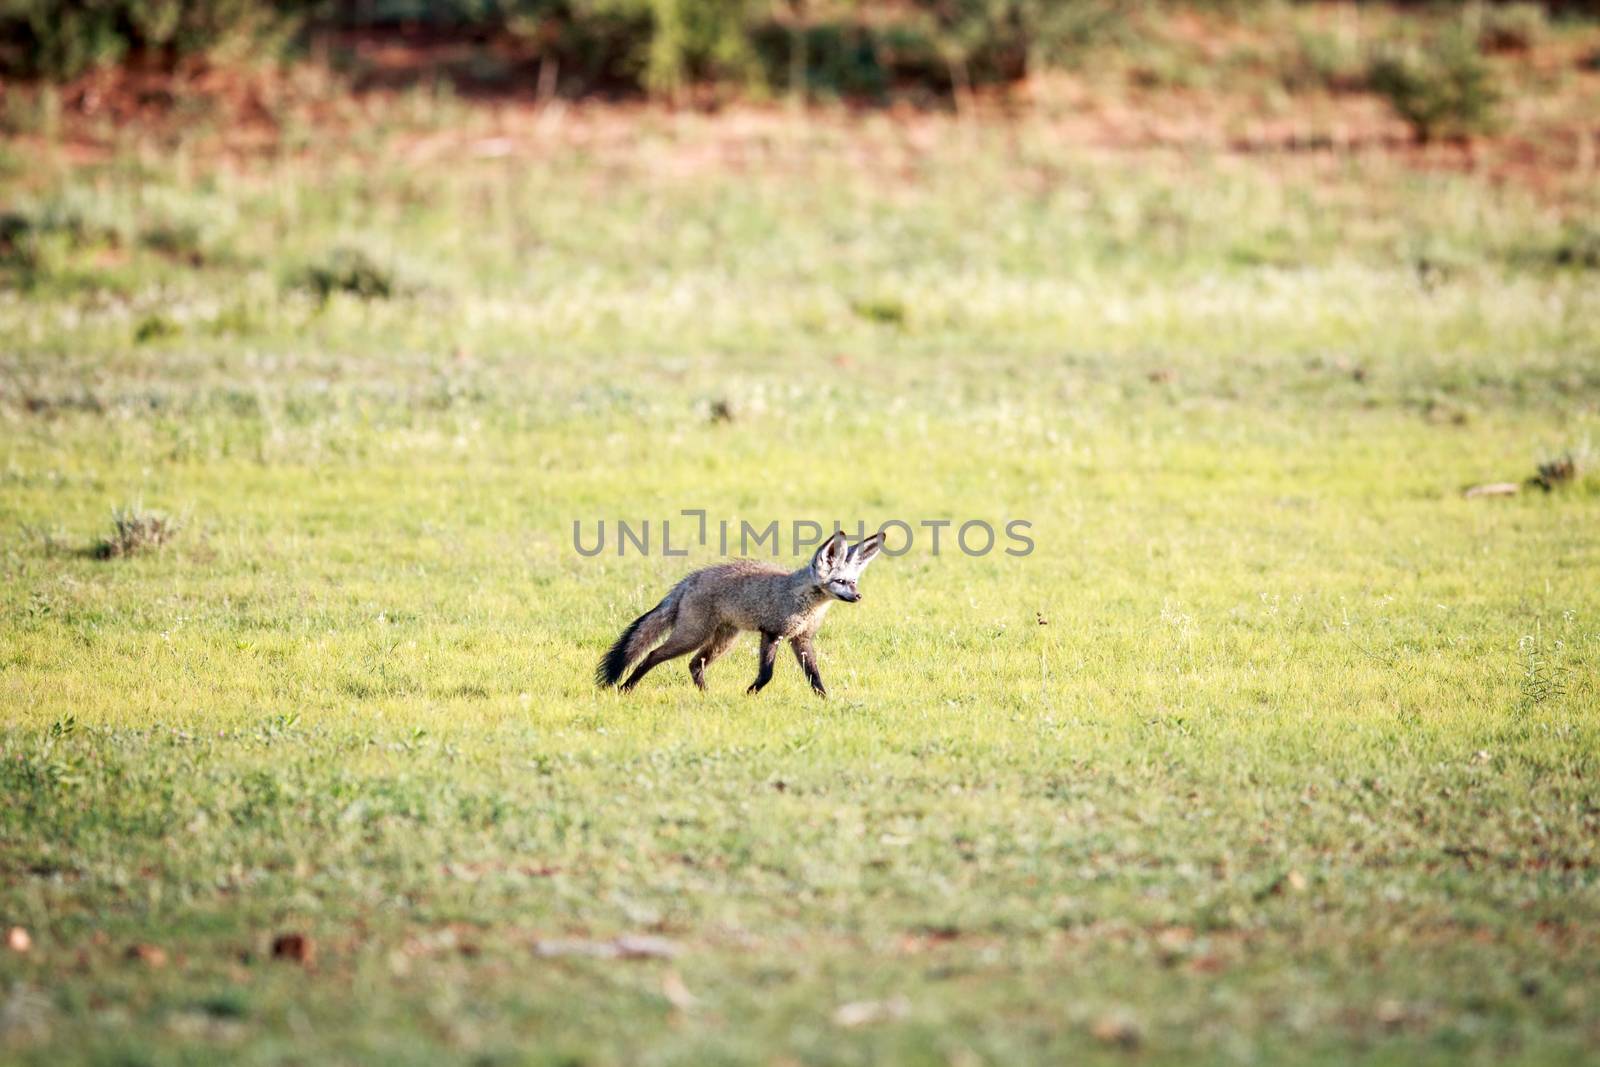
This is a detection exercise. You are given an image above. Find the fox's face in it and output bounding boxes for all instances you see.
[811,530,883,603]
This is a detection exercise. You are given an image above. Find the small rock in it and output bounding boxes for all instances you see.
[613,934,680,960]
[534,938,610,959]
[1464,482,1521,499]
[1091,1010,1142,1048]
[834,996,910,1027]
[534,934,681,960]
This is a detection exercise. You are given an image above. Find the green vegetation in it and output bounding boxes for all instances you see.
[1368,30,1503,142]
[2,94,1599,1066]
[1477,2,1548,54]
[4,0,1593,119]
[0,0,1097,86]
[0,0,302,80]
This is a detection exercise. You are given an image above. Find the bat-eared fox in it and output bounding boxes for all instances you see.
[596,529,884,697]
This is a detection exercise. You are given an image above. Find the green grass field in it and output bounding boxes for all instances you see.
[2,110,1599,1064]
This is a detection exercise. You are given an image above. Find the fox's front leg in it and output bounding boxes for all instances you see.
[747,632,779,695]
[790,635,826,698]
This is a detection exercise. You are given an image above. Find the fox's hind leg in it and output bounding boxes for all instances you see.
[746,632,780,695]
[620,624,708,692]
[689,625,738,691]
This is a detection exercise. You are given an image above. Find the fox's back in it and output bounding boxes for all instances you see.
[677,560,824,635]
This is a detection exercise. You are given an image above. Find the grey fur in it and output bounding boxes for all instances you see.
[597,530,884,697]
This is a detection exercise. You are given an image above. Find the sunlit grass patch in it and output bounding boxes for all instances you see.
[0,111,1597,1066]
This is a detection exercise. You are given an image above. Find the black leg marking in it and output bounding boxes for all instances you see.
[747,632,779,695]
[790,636,827,698]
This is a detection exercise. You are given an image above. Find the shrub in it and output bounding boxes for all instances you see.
[0,212,39,271]
[0,0,1129,100]
[139,221,207,265]
[295,247,405,301]
[0,193,129,286]
[635,0,762,97]
[1282,28,1365,93]
[6,190,128,248]
[133,313,180,344]
[94,505,181,559]
[0,0,306,81]
[1368,33,1502,142]
[850,295,907,326]
[750,19,895,100]
[348,0,765,97]
[1476,2,1545,54]
[1552,223,1600,270]
[1530,453,1578,491]
[905,0,1123,92]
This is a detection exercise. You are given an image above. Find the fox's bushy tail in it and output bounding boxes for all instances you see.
[595,592,678,687]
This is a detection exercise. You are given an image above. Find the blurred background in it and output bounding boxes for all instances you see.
[5,1,1600,138]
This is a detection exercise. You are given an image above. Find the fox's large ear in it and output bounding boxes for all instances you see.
[848,531,883,569]
[814,530,848,573]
